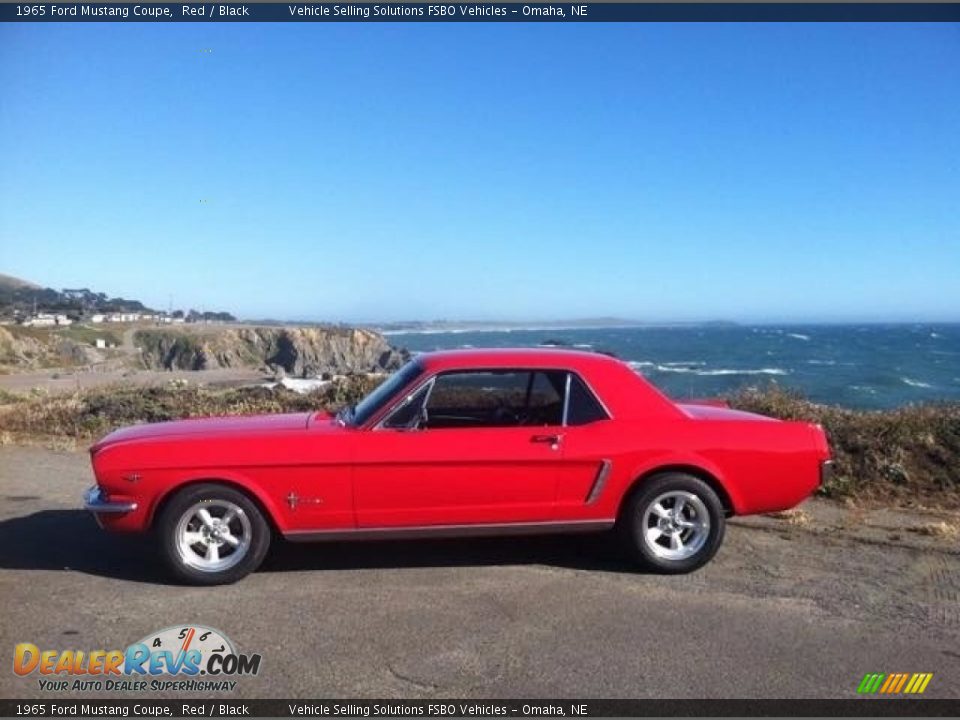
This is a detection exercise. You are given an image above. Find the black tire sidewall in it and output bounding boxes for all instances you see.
[620,473,726,574]
[157,483,270,585]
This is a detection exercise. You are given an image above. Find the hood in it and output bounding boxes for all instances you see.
[678,403,777,422]
[91,412,312,451]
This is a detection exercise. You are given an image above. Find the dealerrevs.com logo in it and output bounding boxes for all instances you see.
[14,625,261,693]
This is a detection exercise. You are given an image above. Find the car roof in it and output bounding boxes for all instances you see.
[412,348,684,421]
[417,347,625,372]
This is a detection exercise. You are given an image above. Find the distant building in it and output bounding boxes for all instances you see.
[91,314,105,323]
[22,313,72,327]
[23,314,56,327]
[107,312,141,323]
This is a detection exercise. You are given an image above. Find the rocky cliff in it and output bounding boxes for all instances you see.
[135,326,408,376]
[0,327,48,368]
[0,326,105,369]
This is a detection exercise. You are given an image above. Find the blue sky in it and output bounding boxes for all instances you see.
[1,23,958,323]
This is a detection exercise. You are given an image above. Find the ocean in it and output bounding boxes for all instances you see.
[385,324,960,410]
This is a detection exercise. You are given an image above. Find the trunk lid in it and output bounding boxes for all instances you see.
[678,403,777,422]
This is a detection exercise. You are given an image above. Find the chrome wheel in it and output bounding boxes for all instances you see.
[641,490,711,561]
[174,500,251,573]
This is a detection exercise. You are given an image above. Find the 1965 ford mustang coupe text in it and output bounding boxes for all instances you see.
[84,349,832,584]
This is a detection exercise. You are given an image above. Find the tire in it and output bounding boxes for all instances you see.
[157,483,270,585]
[618,472,726,574]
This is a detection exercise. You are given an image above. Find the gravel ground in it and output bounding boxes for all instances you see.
[1,445,958,700]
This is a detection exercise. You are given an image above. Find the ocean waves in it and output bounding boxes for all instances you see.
[388,324,959,409]
[627,361,789,376]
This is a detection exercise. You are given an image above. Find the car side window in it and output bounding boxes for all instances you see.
[415,370,562,429]
[381,382,432,429]
[565,373,609,425]
[425,371,530,429]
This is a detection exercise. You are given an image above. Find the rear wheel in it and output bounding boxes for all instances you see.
[619,473,725,573]
[157,484,270,585]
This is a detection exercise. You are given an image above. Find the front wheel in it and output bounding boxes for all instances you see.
[619,473,726,573]
[157,483,270,585]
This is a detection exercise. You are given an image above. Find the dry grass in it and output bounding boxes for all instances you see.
[0,375,383,441]
[909,520,960,541]
[767,508,813,527]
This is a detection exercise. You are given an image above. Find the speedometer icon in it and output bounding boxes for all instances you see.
[134,625,235,670]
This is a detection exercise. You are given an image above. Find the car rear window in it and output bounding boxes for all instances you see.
[565,373,609,425]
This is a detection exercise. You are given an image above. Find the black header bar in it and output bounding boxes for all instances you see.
[2,2,960,21]
[2,699,960,717]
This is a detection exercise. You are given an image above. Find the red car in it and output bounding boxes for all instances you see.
[84,348,832,584]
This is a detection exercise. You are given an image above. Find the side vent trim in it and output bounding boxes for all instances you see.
[585,459,613,505]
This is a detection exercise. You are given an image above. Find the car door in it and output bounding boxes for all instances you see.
[551,372,620,520]
[352,369,565,528]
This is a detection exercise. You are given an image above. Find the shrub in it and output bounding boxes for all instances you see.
[0,375,383,440]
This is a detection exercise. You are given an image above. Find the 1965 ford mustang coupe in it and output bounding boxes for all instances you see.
[84,349,832,584]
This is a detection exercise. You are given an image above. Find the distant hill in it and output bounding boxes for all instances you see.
[0,273,237,324]
[367,318,739,333]
[0,273,40,292]
[0,276,155,320]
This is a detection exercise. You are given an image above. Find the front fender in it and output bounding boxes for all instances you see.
[146,469,287,532]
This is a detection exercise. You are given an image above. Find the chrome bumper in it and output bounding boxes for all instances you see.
[83,486,137,514]
[820,460,834,488]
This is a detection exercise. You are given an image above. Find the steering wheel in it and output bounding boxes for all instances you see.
[491,398,520,425]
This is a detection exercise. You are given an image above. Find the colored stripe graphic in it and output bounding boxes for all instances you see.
[857,673,885,694]
[906,673,934,694]
[858,672,933,695]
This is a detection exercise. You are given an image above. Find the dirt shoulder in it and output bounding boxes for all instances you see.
[0,366,270,394]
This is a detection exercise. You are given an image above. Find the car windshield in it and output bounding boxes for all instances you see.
[343,360,423,427]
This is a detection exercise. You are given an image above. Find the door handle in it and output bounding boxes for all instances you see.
[531,434,562,449]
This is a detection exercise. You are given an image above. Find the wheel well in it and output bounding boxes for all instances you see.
[620,465,735,519]
[149,478,281,535]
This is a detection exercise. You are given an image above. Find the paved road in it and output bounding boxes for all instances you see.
[1,446,958,700]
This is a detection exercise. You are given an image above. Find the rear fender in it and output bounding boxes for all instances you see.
[623,454,744,515]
